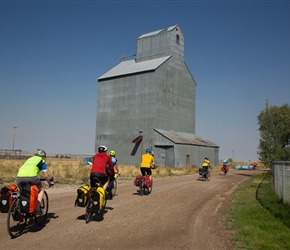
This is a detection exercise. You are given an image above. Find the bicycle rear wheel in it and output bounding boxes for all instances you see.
[35,191,49,226]
[139,178,145,196]
[85,198,93,223]
[7,198,26,238]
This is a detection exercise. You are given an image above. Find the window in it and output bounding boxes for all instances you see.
[176,34,180,44]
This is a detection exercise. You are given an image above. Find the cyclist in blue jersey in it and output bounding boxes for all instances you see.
[106,150,120,198]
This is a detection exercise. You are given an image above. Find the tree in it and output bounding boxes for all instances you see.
[257,100,290,166]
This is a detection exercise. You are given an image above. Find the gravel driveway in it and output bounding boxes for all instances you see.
[0,169,260,249]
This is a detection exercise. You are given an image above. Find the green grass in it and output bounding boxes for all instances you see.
[227,172,290,249]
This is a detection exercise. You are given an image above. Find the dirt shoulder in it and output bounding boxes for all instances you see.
[0,169,260,249]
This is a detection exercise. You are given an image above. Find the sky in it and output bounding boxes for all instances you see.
[0,0,289,161]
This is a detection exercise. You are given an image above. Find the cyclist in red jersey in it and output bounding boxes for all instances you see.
[90,145,114,190]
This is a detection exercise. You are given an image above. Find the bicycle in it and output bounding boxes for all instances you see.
[201,167,211,181]
[139,165,157,196]
[85,177,107,224]
[7,178,53,238]
[139,175,152,196]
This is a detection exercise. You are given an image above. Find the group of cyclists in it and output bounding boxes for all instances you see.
[17,147,231,215]
[15,145,156,207]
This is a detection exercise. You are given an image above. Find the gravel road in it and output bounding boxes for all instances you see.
[0,169,260,250]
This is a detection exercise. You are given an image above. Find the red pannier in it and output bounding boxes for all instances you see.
[143,175,151,187]
[221,166,229,173]
[134,175,141,186]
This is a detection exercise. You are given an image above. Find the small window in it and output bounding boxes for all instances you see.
[176,34,180,44]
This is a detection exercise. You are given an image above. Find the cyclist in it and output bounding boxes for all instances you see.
[140,148,156,183]
[222,158,228,174]
[108,150,120,177]
[16,149,53,214]
[106,150,120,198]
[253,161,257,170]
[90,145,114,191]
[202,157,212,177]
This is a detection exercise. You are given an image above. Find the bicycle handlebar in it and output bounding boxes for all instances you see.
[40,177,54,187]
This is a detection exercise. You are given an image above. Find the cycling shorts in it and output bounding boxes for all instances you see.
[16,177,43,190]
[140,167,152,176]
[90,172,109,187]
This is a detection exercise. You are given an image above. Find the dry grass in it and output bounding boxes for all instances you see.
[0,158,257,186]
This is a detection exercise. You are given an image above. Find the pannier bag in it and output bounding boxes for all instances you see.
[134,175,141,186]
[143,175,151,187]
[0,185,18,213]
[75,185,90,207]
[199,168,203,175]
[221,166,229,173]
[20,183,38,213]
[90,186,105,211]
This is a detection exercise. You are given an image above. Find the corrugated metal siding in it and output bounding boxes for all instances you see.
[154,128,219,147]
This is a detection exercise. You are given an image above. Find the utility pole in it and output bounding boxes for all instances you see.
[232,149,235,162]
[12,127,17,151]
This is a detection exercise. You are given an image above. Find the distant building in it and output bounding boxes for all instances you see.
[96,25,219,167]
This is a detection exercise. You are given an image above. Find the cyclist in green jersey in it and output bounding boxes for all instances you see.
[16,149,53,214]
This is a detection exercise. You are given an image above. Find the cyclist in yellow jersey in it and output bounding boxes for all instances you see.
[140,148,156,182]
[202,157,212,176]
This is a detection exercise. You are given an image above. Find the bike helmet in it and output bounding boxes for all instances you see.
[109,150,116,156]
[98,145,107,153]
[146,148,152,153]
[35,149,46,157]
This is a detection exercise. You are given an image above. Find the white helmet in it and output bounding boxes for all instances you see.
[98,145,107,153]
[35,149,46,157]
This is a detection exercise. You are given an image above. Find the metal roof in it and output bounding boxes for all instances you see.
[154,128,219,148]
[98,56,171,80]
[138,25,178,39]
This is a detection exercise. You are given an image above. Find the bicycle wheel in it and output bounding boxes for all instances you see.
[35,191,49,226]
[85,197,93,223]
[207,171,211,181]
[147,179,153,194]
[201,171,206,181]
[7,198,26,238]
[139,178,144,196]
[111,179,117,197]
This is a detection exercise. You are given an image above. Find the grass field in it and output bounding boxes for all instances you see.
[227,172,290,249]
[0,158,252,186]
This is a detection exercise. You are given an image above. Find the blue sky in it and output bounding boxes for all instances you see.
[0,0,289,161]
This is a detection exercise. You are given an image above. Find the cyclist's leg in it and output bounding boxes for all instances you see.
[32,178,44,212]
[140,167,146,176]
[103,176,110,190]
[146,168,152,182]
[95,173,109,190]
